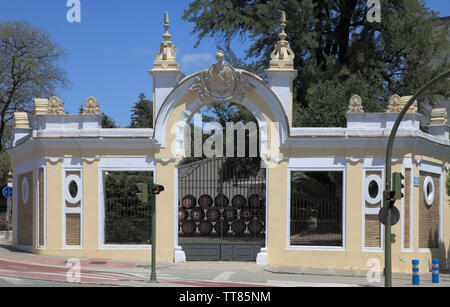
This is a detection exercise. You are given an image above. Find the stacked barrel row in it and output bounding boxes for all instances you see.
[179,194,265,236]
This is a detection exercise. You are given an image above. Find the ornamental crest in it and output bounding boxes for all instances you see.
[48,96,65,115]
[347,94,364,113]
[83,96,101,115]
[189,51,254,102]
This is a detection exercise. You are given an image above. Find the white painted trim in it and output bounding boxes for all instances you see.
[97,157,156,250]
[35,159,47,249]
[288,157,347,169]
[362,165,385,252]
[256,167,269,264]
[62,161,83,250]
[418,162,444,249]
[287,163,346,251]
[423,176,435,206]
[99,245,152,250]
[365,175,383,205]
[419,161,443,175]
[173,166,186,263]
[401,159,414,253]
[64,175,83,204]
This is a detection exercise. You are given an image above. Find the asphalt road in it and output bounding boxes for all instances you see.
[0,243,448,288]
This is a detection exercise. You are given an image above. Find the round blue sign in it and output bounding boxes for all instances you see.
[2,187,13,198]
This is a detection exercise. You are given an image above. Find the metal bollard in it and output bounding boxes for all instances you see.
[432,259,439,284]
[412,260,420,286]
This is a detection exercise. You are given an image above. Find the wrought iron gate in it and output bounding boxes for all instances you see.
[178,157,266,261]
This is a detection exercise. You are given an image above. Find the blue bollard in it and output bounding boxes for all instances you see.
[432,259,439,284]
[412,260,420,286]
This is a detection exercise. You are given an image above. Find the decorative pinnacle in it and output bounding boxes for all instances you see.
[268,10,295,70]
[163,12,171,41]
[152,11,179,70]
[279,11,288,41]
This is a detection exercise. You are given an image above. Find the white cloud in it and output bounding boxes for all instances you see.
[181,53,215,68]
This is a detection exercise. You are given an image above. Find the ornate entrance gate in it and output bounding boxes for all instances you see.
[178,157,266,261]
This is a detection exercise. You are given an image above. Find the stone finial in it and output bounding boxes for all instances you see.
[14,113,30,128]
[268,11,295,70]
[47,96,65,115]
[83,97,101,115]
[429,108,448,125]
[34,98,49,115]
[347,94,364,113]
[152,12,180,71]
[387,94,418,113]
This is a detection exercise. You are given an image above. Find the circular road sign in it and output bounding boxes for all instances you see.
[2,186,13,198]
[379,206,400,226]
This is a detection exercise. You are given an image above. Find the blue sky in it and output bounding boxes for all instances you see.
[1,0,449,127]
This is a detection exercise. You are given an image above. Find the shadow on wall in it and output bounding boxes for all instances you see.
[429,230,449,273]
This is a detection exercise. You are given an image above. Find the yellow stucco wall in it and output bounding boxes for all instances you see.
[8,84,449,273]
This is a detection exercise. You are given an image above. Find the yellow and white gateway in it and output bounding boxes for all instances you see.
[7,13,450,273]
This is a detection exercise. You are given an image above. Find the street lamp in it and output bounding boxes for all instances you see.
[383,70,450,287]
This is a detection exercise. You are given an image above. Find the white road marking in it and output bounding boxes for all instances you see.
[213,271,235,282]
[266,280,360,287]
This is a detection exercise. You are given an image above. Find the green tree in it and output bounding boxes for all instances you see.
[78,105,118,128]
[183,0,449,127]
[101,113,118,128]
[0,21,69,150]
[130,93,153,128]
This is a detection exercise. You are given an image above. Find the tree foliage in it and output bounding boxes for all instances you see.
[183,0,449,127]
[101,113,118,128]
[130,93,153,128]
[0,21,69,149]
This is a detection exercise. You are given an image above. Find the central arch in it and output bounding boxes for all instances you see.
[153,70,291,156]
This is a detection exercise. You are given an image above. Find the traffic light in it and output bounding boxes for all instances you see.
[135,183,149,204]
[152,184,165,195]
[392,172,405,201]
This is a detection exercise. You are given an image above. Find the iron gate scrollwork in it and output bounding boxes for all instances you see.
[178,157,266,261]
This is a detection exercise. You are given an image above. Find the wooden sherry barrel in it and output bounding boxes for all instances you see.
[254,208,265,221]
[214,220,228,236]
[214,194,229,208]
[248,221,263,234]
[231,195,246,209]
[178,208,189,222]
[198,194,213,210]
[206,207,221,222]
[181,221,196,235]
[240,208,253,221]
[199,221,213,234]
[248,194,261,209]
[231,221,246,234]
[223,207,237,221]
[191,207,205,222]
[182,195,196,209]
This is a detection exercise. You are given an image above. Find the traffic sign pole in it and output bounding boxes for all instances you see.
[150,191,157,283]
[6,172,13,240]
